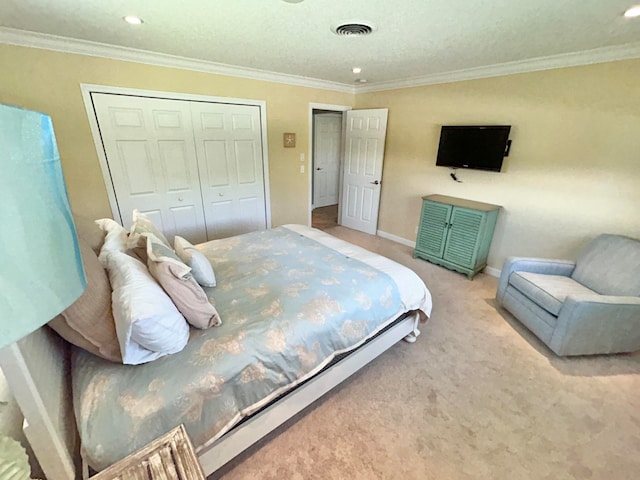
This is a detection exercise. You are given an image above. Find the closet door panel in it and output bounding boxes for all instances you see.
[92,92,268,244]
[191,103,267,239]
[92,93,208,244]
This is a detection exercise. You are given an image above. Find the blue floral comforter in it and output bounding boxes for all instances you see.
[72,226,423,470]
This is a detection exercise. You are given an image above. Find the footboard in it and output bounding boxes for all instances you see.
[197,311,420,475]
[0,327,78,479]
[0,312,420,479]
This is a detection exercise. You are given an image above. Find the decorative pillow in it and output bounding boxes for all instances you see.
[146,237,222,329]
[95,218,130,265]
[48,239,122,363]
[73,214,106,254]
[174,236,217,287]
[103,250,190,365]
[128,209,171,261]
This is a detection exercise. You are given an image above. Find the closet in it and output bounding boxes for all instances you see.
[90,92,268,244]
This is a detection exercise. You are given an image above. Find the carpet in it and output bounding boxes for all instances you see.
[217,225,640,480]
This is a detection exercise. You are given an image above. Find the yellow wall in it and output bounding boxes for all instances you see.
[0,44,354,225]
[356,60,640,270]
[2,43,639,271]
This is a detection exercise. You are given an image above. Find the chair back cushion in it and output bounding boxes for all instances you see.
[571,234,640,296]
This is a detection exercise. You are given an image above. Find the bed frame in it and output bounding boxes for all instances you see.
[0,312,420,479]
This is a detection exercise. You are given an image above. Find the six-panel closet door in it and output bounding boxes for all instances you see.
[190,102,266,240]
[91,93,267,244]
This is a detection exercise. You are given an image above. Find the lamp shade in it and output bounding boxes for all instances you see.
[0,104,86,350]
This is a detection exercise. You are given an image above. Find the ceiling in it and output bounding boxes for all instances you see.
[1,0,639,91]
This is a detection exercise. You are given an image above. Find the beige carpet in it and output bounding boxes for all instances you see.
[218,225,640,480]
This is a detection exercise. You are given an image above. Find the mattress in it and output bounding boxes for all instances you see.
[72,225,432,470]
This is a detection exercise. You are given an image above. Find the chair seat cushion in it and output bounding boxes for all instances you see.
[509,272,597,316]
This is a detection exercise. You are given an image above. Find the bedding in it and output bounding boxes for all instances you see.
[174,235,217,287]
[105,250,190,365]
[48,239,121,363]
[145,235,221,329]
[72,225,431,471]
[128,209,171,261]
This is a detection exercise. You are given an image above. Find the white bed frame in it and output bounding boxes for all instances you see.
[0,313,420,479]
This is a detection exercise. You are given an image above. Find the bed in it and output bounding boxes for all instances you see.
[0,224,431,479]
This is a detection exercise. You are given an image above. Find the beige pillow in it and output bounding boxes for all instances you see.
[146,238,222,329]
[48,239,122,363]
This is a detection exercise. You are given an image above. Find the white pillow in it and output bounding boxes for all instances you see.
[174,236,217,287]
[103,250,190,365]
[95,218,129,266]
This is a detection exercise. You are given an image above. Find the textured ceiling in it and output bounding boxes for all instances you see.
[1,0,639,87]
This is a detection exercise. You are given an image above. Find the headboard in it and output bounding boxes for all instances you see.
[0,327,78,479]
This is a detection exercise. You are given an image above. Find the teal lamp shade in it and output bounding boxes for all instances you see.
[0,104,86,350]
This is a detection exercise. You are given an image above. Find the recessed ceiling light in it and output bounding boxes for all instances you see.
[123,15,144,25]
[624,5,640,17]
[352,67,362,74]
[282,0,304,3]
[357,79,368,83]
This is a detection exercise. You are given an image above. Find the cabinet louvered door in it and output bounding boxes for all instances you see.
[443,208,485,268]
[416,201,452,257]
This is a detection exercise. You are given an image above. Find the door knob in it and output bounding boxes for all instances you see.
[219,193,224,197]
[316,167,322,171]
[370,180,380,185]
[178,197,184,202]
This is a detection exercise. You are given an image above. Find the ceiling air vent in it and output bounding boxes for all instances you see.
[333,23,374,36]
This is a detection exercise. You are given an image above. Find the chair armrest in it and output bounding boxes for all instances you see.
[496,257,576,304]
[550,294,640,355]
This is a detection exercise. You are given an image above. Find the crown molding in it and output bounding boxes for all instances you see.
[355,42,640,93]
[0,27,356,94]
[3,27,639,96]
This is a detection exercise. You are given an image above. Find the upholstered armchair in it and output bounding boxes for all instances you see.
[496,234,640,356]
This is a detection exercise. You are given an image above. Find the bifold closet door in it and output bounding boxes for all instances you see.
[190,102,267,239]
[91,93,208,244]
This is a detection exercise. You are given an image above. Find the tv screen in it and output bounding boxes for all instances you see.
[435,125,511,172]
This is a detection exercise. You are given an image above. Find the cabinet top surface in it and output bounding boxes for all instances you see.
[422,194,501,211]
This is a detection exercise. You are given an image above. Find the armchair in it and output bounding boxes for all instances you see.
[496,234,640,356]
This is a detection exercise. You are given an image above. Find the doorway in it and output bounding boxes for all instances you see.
[311,109,343,230]
[308,104,389,235]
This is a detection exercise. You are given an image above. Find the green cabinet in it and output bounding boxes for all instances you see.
[414,195,501,279]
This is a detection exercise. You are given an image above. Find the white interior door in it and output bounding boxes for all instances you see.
[91,93,208,244]
[313,113,342,208]
[190,102,267,239]
[340,109,388,235]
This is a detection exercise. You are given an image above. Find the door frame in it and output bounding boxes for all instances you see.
[80,83,272,228]
[307,102,352,227]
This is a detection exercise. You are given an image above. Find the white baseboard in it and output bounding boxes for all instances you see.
[483,266,501,278]
[376,230,416,248]
[376,229,502,278]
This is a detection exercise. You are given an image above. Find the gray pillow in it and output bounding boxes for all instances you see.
[174,235,217,287]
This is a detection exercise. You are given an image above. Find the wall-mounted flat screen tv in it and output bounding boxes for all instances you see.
[435,125,512,172]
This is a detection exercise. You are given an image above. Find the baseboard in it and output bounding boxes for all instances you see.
[376,229,501,278]
[376,230,416,248]
[484,266,501,278]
